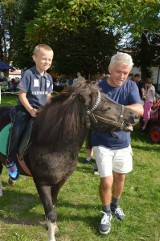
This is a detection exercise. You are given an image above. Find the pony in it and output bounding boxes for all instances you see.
[0,80,140,241]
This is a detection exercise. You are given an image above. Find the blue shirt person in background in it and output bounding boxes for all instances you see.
[6,44,54,181]
[91,52,144,235]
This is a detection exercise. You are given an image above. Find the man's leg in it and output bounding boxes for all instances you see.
[111,145,133,221]
[93,146,114,235]
[98,176,113,234]
[99,176,113,206]
[111,172,126,220]
[112,172,125,199]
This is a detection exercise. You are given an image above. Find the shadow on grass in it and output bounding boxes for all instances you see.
[0,187,101,232]
[0,188,45,226]
[57,200,101,232]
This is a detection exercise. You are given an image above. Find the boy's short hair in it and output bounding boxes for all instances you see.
[33,44,54,55]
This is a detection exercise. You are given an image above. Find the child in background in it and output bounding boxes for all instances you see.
[142,78,155,131]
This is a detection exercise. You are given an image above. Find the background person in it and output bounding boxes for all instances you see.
[132,73,145,100]
[141,78,155,131]
[6,44,54,181]
[91,52,143,235]
[83,130,93,163]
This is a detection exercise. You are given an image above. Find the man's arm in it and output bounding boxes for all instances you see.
[126,103,144,116]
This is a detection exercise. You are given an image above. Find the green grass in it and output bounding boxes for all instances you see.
[0,93,18,106]
[0,94,160,241]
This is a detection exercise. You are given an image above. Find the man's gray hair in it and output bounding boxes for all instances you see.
[109,52,134,69]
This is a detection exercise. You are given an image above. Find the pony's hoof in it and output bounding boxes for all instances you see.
[8,178,16,186]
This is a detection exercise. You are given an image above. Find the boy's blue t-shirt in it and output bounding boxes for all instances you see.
[91,79,142,149]
[17,66,53,108]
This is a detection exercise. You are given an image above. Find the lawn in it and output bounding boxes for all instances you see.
[0,94,160,241]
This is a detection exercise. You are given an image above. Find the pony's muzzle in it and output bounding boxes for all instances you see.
[131,114,140,124]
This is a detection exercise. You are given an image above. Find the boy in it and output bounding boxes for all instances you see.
[6,44,54,181]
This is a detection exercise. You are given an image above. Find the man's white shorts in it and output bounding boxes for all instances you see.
[93,145,133,177]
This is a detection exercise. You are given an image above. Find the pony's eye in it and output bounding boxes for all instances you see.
[103,106,111,111]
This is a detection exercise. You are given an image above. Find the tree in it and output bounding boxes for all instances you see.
[1,0,160,75]
[131,31,160,81]
[23,0,122,74]
[0,0,20,62]
[24,0,160,75]
[12,0,40,69]
[47,26,120,77]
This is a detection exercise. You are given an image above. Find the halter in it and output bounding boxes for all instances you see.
[85,90,127,130]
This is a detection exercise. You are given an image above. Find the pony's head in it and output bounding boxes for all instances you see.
[73,80,140,131]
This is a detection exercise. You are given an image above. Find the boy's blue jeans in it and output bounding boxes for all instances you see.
[7,109,31,163]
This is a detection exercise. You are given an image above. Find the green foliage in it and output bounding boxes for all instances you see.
[53,27,120,76]
[25,0,160,41]
[24,0,121,74]
[114,0,160,36]
[24,0,160,75]
[0,0,19,61]
[0,0,160,75]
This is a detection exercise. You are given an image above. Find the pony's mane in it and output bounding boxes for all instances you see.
[32,80,99,149]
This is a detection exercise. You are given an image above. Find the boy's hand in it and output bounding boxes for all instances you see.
[30,108,38,117]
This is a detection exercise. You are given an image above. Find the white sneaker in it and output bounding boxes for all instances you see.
[99,211,112,234]
[111,206,125,221]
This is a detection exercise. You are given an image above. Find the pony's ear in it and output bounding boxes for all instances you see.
[75,79,86,87]
[78,93,91,106]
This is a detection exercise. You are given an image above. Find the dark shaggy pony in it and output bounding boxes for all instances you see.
[0,80,139,241]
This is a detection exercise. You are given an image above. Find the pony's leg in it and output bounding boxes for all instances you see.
[47,220,58,241]
[35,184,58,241]
[0,163,3,196]
[51,180,66,205]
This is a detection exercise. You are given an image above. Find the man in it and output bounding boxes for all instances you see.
[91,52,144,235]
[132,73,145,100]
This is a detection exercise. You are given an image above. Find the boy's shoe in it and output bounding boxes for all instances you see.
[6,162,19,181]
[111,205,125,221]
[99,211,112,235]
